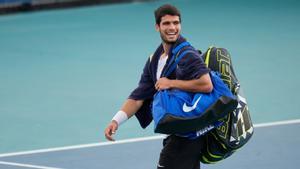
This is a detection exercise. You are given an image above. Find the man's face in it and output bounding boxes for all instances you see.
[156,15,181,44]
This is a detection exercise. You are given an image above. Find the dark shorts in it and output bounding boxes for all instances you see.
[157,135,204,169]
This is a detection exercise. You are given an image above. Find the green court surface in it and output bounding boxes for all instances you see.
[0,0,300,158]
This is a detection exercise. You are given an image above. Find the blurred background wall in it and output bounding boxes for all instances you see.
[0,0,155,14]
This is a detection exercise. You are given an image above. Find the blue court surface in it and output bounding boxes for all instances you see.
[1,0,300,168]
[0,120,300,169]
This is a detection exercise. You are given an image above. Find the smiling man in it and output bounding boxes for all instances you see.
[104,4,212,169]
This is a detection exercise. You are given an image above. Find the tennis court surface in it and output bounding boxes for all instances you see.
[0,120,299,169]
[1,0,300,168]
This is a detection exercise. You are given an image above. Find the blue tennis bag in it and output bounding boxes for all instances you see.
[152,43,238,135]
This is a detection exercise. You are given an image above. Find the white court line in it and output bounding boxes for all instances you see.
[0,119,299,158]
[254,119,300,128]
[0,135,165,158]
[0,161,63,169]
[253,118,300,128]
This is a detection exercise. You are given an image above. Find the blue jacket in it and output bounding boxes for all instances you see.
[129,36,209,128]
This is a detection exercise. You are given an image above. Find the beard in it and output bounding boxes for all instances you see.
[160,32,178,44]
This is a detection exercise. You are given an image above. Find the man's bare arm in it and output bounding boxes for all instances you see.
[104,99,143,141]
[155,73,213,93]
[120,99,144,118]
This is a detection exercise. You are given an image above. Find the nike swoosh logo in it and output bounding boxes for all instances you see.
[182,95,202,112]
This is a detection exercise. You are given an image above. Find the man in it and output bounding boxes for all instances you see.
[104,4,213,169]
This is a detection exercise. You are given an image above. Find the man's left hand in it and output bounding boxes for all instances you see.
[155,77,173,90]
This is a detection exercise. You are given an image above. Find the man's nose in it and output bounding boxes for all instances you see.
[169,23,176,29]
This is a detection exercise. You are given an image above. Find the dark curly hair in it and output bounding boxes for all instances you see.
[154,4,181,25]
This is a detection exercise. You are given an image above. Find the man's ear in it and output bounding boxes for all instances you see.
[155,24,160,32]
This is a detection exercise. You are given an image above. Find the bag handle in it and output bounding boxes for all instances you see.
[165,45,216,77]
[163,42,199,77]
[163,50,198,77]
[171,41,191,54]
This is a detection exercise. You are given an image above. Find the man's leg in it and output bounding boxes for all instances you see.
[157,135,203,169]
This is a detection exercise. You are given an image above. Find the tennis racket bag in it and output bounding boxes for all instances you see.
[199,47,254,164]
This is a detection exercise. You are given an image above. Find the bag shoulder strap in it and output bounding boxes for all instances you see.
[163,42,202,77]
[204,46,214,66]
[164,49,198,77]
[166,45,216,77]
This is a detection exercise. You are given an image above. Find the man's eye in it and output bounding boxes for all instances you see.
[174,21,180,25]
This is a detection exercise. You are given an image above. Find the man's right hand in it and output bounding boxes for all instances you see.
[104,120,118,141]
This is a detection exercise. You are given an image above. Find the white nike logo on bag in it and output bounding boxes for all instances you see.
[182,95,202,112]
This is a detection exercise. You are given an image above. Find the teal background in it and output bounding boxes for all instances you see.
[0,0,299,153]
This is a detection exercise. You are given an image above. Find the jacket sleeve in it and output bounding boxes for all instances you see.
[128,58,156,100]
[128,58,156,128]
[176,50,210,80]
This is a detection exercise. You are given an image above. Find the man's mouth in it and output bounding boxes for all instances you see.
[166,32,176,36]
[162,31,179,42]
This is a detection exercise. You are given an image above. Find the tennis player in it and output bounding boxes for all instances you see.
[104,4,212,169]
